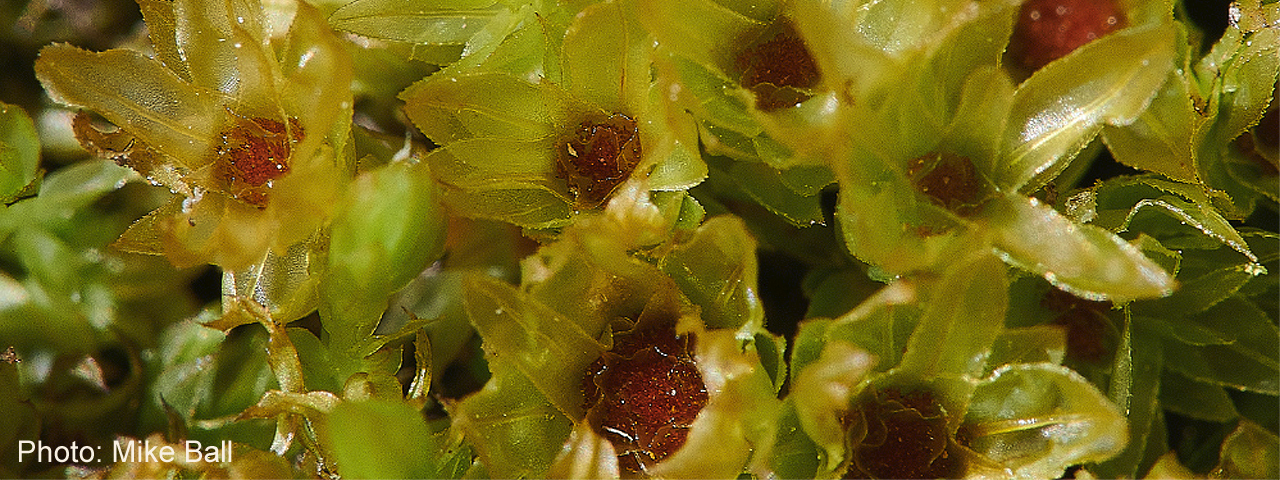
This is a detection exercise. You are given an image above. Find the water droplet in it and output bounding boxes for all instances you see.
[237,16,245,24]
[233,42,242,48]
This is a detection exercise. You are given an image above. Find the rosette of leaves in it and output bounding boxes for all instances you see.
[784,252,1130,479]
[398,0,706,230]
[446,190,781,478]
[638,0,833,227]
[34,0,354,323]
[1101,0,1278,221]
[750,0,1180,302]
[1030,174,1278,478]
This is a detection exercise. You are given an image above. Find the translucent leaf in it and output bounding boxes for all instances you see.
[998,23,1176,192]
[1100,73,1202,183]
[1210,420,1280,479]
[136,0,189,81]
[789,340,878,474]
[638,0,777,70]
[1138,261,1261,317]
[34,45,224,168]
[402,73,573,144]
[1210,26,1279,149]
[659,215,763,330]
[0,103,41,203]
[1118,195,1256,263]
[440,186,573,229]
[897,252,1007,379]
[709,158,824,227]
[546,422,619,479]
[280,1,355,158]
[767,399,822,480]
[329,0,503,45]
[425,138,559,189]
[562,0,649,114]
[460,274,607,419]
[172,0,270,100]
[322,161,446,358]
[964,364,1129,479]
[327,400,465,479]
[452,359,572,479]
[224,238,322,324]
[982,192,1175,302]
[984,325,1068,374]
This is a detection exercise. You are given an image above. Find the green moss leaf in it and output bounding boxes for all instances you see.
[982,192,1175,302]
[402,73,573,144]
[452,359,572,479]
[964,363,1129,479]
[34,45,223,168]
[0,103,41,204]
[460,274,607,419]
[562,0,651,114]
[328,400,467,479]
[329,0,503,45]
[998,23,1177,192]
[321,160,446,358]
[897,253,1008,379]
[660,215,763,330]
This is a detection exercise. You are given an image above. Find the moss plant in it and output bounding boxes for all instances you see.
[0,0,1277,478]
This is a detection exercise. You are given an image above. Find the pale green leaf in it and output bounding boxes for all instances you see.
[0,103,41,203]
[35,45,224,168]
[983,192,1175,302]
[461,274,607,420]
[965,364,1129,479]
[329,0,503,45]
[1101,74,1203,183]
[562,0,649,113]
[659,215,763,330]
[999,23,1177,192]
[402,73,573,144]
[322,161,446,358]
[328,400,462,479]
[453,360,572,479]
[897,252,1008,379]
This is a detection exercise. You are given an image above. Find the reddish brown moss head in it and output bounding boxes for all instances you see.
[557,113,642,208]
[1010,0,1127,72]
[581,325,707,475]
[907,152,987,215]
[844,388,966,479]
[215,115,303,207]
[735,21,820,111]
